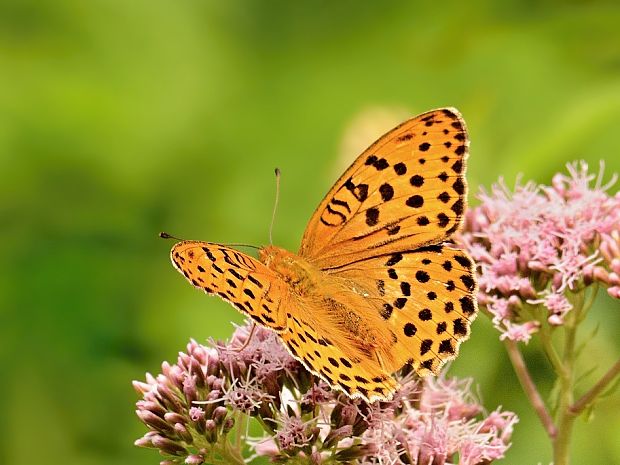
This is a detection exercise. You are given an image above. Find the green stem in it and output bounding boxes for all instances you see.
[580,284,599,318]
[538,315,567,378]
[552,292,584,465]
[570,358,620,415]
[235,411,249,451]
[219,437,247,465]
[504,339,557,438]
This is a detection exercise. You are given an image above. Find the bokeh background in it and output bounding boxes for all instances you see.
[2,1,620,464]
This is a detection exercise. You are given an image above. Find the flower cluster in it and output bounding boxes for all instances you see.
[134,321,517,465]
[459,161,620,342]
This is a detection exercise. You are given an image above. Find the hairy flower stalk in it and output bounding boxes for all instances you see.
[134,322,516,464]
[459,161,620,465]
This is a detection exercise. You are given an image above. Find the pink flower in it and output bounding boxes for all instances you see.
[359,376,517,465]
[135,321,517,464]
[499,321,540,343]
[528,292,573,325]
[274,411,320,453]
[460,161,620,340]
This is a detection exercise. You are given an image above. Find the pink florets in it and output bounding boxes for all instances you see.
[460,161,620,340]
[499,321,540,343]
[134,319,518,465]
[360,377,517,465]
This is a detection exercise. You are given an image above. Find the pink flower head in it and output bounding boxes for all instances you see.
[460,162,620,340]
[420,377,482,421]
[359,376,517,465]
[135,321,518,464]
[275,412,312,451]
[498,320,540,343]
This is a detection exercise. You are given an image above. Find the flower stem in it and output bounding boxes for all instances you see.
[221,437,247,465]
[552,293,583,465]
[538,318,567,378]
[504,339,557,439]
[570,358,620,415]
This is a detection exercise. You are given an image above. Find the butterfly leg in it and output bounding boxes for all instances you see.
[229,322,257,353]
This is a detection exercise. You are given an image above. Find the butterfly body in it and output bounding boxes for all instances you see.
[259,245,319,295]
[168,108,478,402]
[260,245,395,362]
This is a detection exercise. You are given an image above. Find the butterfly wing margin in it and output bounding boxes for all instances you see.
[170,241,289,331]
[299,108,470,270]
[329,245,478,376]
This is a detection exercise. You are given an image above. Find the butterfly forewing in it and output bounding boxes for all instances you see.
[299,108,469,270]
[170,241,289,331]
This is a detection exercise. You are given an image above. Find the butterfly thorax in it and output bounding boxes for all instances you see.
[259,245,318,295]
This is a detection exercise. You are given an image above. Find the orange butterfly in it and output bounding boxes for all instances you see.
[167,108,477,402]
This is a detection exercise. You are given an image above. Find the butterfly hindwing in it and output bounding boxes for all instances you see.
[300,108,469,270]
[170,241,289,331]
[330,244,478,375]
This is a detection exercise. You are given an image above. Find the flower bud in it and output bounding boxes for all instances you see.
[151,435,187,456]
[183,376,197,404]
[330,403,344,426]
[310,451,322,464]
[167,365,186,390]
[323,425,352,448]
[185,454,204,465]
[178,352,192,370]
[189,407,205,434]
[157,384,182,412]
[161,361,174,378]
[207,352,220,376]
[206,375,218,389]
[223,417,235,434]
[164,412,186,425]
[204,419,217,443]
[134,434,156,448]
[517,281,536,299]
[212,406,228,425]
[339,404,358,426]
[548,314,564,326]
[189,340,208,365]
[133,380,153,395]
[335,443,377,460]
[174,423,193,444]
[608,286,620,299]
[156,374,170,386]
[138,400,166,417]
[137,410,175,435]
[190,360,206,389]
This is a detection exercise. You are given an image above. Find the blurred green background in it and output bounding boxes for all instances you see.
[2,1,620,464]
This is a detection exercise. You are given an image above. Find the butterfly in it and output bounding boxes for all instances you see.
[166,108,477,402]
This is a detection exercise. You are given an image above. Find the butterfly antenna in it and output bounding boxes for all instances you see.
[159,231,182,240]
[269,168,281,245]
[226,243,260,250]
